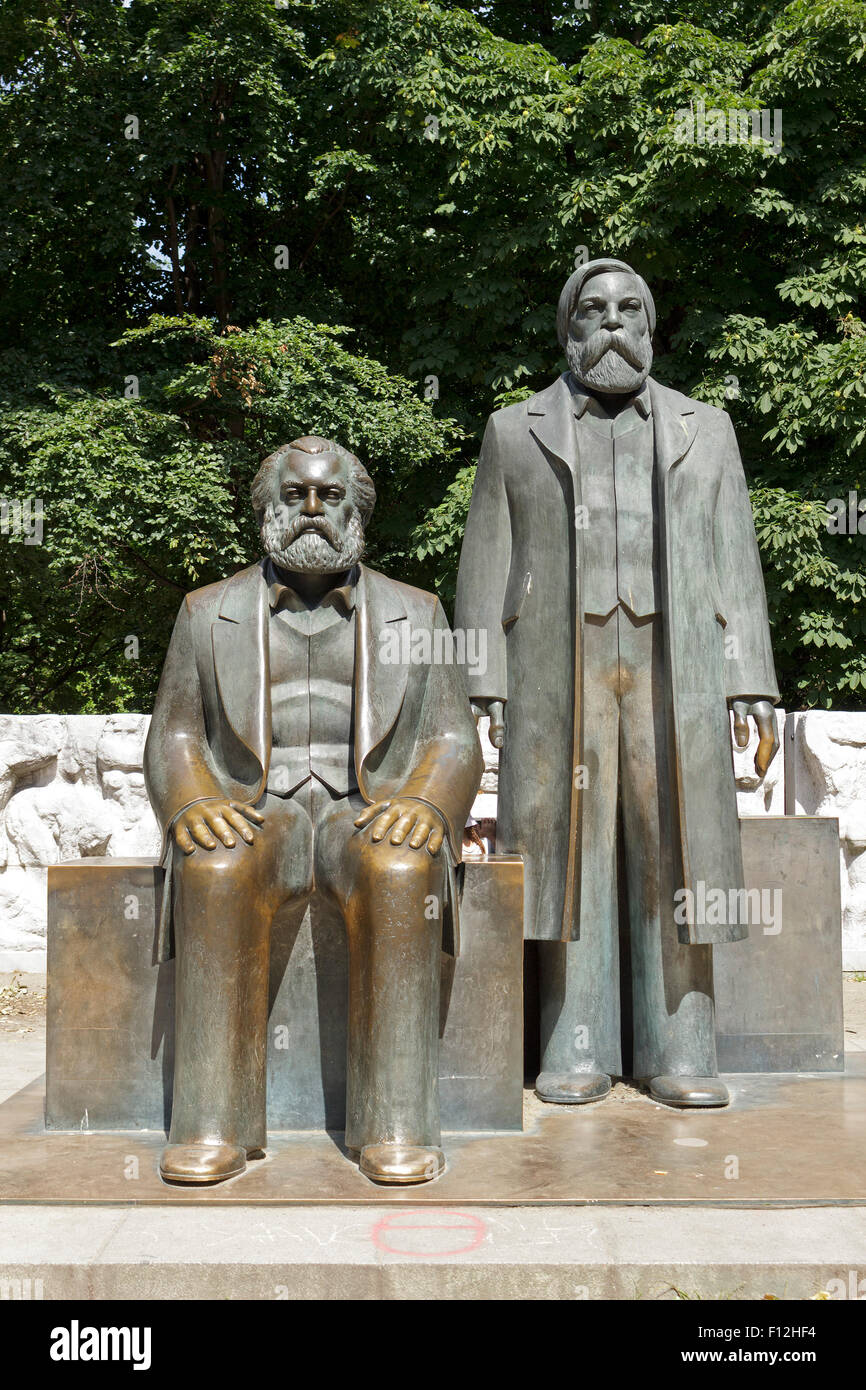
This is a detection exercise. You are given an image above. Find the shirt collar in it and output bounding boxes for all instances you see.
[265,559,358,616]
[567,376,652,420]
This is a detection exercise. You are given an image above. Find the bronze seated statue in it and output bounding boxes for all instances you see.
[144,435,482,1185]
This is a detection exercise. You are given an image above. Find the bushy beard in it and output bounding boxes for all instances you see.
[261,508,366,574]
[567,329,653,394]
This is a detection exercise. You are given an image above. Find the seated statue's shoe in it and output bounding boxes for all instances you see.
[359,1143,445,1185]
[649,1075,730,1108]
[535,1071,611,1104]
[159,1142,248,1184]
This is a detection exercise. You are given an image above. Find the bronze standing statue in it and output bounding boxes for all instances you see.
[455,259,779,1107]
[145,436,481,1184]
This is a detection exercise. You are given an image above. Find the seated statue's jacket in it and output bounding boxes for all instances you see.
[144,561,483,962]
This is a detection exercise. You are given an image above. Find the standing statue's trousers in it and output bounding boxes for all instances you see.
[168,781,445,1154]
[539,606,718,1080]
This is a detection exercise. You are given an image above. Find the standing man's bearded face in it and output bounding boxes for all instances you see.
[260,450,366,574]
[566,270,653,395]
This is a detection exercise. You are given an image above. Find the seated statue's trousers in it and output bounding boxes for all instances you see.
[539,606,718,1080]
[168,780,446,1154]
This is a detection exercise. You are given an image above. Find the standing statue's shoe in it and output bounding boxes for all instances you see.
[535,1071,611,1104]
[159,1142,248,1184]
[359,1144,445,1184]
[649,1075,730,1107]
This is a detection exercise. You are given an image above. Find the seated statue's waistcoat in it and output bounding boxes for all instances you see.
[265,561,358,797]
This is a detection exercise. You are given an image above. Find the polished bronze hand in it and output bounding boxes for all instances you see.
[354,798,446,854]
[469,697,506,750]
[173,798,265,854]
[731,699,779,779]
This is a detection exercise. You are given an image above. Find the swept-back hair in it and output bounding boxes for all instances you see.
[252,435,376,526]
[556,258,656,350]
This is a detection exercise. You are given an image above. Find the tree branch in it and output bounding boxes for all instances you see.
[299,188,348,270]
[165,165,185,314]
[118,544,187,593]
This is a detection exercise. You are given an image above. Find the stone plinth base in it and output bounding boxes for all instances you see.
[4,1061,866,1205]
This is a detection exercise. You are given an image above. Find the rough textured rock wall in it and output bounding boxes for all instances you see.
[786,712,866,970]
[0,716,160,971]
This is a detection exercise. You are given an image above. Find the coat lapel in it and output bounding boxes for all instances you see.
[527,373,579,482]
[211,563,270,785]
[649,378,699,477]
[354,565,408,793]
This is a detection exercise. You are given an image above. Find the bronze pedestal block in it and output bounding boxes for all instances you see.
[45,855,524,1135]
[8,1062,866,1205]
[714,817,844,1072]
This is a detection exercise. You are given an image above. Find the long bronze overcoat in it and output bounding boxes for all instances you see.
[455,373,779,946]
[144,561,482,961]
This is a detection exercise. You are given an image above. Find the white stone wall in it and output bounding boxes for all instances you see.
[1,708,864,972]
[0,716,160,972]
[785,713,866,970]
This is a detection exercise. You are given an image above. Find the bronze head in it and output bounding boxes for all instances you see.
[557,258,655,396]
[252,435,376,574]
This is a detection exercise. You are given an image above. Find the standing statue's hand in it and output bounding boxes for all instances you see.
[731,699,780,779]
[173,799,265,854]
[354,799,446,855]
[470,698,506,751]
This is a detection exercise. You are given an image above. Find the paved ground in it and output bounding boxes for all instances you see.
[843,973,866,1051]
[0,975,45,1105]
[3,1204,866,1300]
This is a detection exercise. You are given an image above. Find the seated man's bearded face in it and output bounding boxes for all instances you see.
[260,449,366,574]
[567,270,653,395]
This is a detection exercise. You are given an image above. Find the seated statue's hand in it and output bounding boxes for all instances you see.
[354,799,446,856]
[173,799,265,854]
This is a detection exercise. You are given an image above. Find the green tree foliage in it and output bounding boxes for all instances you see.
[1,0,864,709]
[0,315,460,710]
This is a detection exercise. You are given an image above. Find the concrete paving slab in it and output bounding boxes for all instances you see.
[2,1205,865,1300]
[0,1023,44,1105]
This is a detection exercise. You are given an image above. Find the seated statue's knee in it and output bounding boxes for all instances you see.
[175,845,250,885]
[358,841,442,891]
